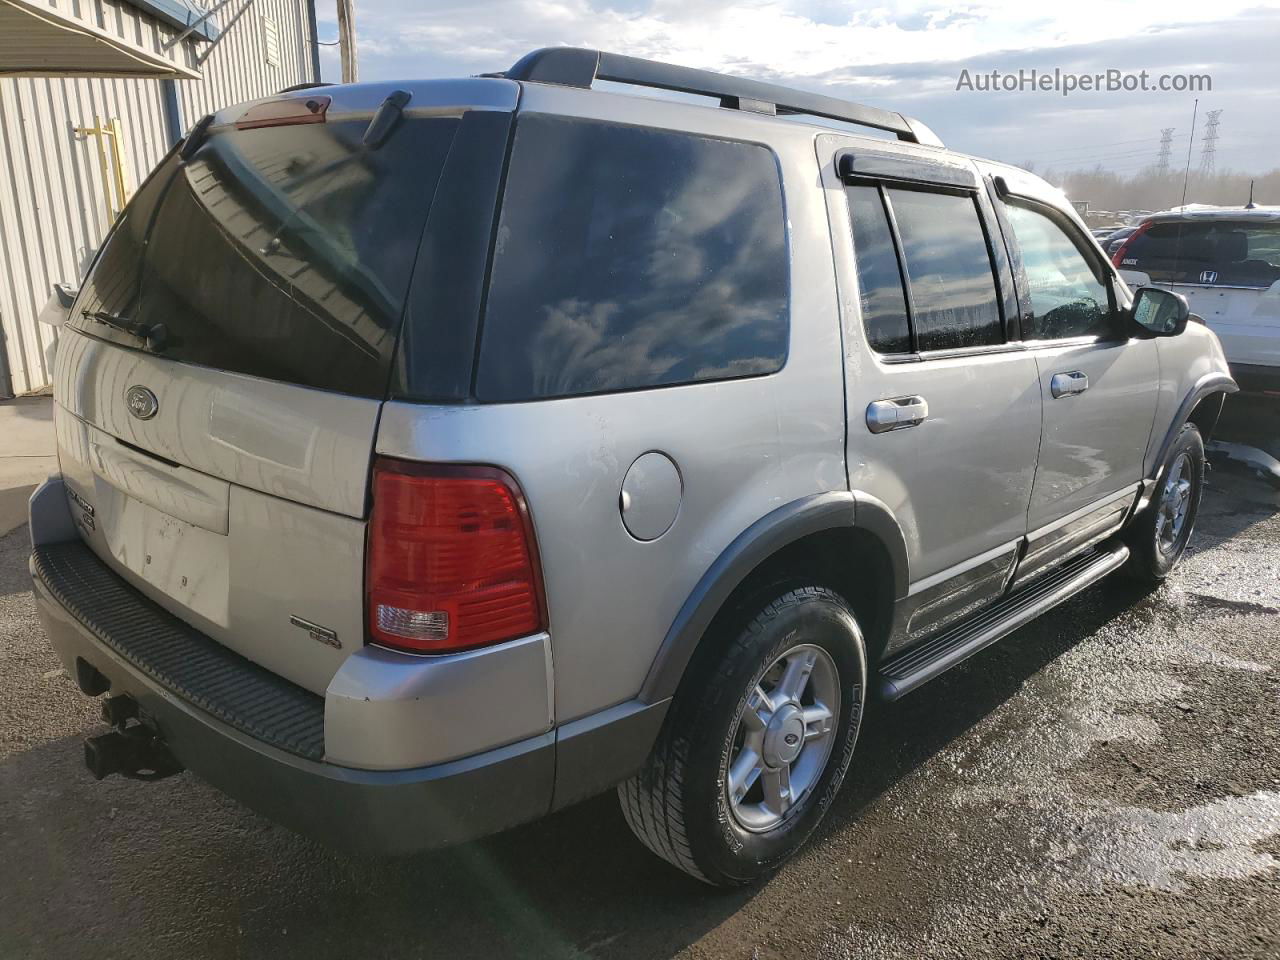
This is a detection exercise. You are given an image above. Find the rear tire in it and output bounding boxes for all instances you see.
[1123,423,1205,584]
[619,586,867,887]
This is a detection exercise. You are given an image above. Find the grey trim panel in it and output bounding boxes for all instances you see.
[907,539,1019,596]
[28,477,78,547]
[881,542,1129,699]
[1151,374,1239,474]
[33,572,555,854]
[639,491,909,703]
[904,540,1019,639]
[552,698,671,810]
[1013,486,1138,588]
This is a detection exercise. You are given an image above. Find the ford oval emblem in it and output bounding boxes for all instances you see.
[125,385,159,421]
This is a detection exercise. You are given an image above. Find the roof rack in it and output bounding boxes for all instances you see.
[502,48,943,147]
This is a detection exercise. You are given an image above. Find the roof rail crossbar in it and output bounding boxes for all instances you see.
[503,47,942,147]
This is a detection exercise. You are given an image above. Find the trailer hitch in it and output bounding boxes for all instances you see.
[83,696,183,782]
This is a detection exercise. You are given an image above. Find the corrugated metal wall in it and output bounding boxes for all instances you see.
[0,0,317,396]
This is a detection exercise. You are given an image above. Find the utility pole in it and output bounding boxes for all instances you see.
[1198,109,1222,177]
[1156,127,1174,176]
[336,0,358,83]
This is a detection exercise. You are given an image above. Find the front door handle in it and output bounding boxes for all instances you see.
[867,396,929,434]
[1050,371,1089,398]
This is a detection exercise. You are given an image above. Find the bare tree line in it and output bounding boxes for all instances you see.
[1017,163,1278,216]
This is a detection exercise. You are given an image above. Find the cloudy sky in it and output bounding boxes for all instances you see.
[315,1,1280,175]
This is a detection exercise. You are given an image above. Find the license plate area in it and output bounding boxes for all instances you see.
[90,483,231,628]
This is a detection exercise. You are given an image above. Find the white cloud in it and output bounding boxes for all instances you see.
[328,0,1280,78]
[316,1,1280,172]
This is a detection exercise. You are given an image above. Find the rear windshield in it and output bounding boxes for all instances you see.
[71,112,459,397]
[1119,220,1280,288]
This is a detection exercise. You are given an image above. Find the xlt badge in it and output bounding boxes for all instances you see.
[66,487,95,531]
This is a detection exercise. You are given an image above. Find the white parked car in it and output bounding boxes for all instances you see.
[1114,206,1280,396]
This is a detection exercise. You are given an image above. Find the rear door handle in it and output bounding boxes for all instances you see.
[867,396,929,434]
[1050,371,1089,398]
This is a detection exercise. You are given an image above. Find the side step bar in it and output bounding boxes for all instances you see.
[879,542,1130,700]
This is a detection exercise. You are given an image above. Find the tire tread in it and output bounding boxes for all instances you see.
[619,586,849,885]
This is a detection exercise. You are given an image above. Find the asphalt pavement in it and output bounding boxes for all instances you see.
[1,399,1278,960]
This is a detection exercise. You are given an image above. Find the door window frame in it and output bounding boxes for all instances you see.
[993,187,1128,348]
[842,167,1017,363]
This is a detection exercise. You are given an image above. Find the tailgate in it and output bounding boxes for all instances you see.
[53,336,376,694]
[49,81,517,694]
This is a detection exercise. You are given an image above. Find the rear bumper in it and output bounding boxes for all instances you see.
[32,561,557,855]
[28,474,670,853]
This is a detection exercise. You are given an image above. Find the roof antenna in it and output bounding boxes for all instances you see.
[1172,98,1199,282]
[1246,179,1257,209]
[1178,98,1198,211]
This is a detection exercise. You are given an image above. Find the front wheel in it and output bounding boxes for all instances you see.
[1124,422,1205,583]
[619,586,867,886]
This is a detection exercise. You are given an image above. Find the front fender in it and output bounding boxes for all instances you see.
[1146,322,1238,477]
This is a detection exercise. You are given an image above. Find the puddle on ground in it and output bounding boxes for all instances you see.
[819,500,1280,958]
[922,584,1278,895]
[1049,791,1280,892]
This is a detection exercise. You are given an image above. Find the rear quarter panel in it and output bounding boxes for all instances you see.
[377,86,846,723]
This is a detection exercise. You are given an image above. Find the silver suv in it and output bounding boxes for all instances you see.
[30,48,1236,887]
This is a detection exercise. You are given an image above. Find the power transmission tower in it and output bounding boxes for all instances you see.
[1156,128,1175,175]
[1198,109,1222,176]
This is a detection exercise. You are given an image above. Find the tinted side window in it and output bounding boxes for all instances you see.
[887,188,1002,351]
[1006,204,1112,340]
[476,115,789,402]
[846,185,910,353]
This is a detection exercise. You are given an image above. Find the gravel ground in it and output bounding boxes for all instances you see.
[1,410,1277,959]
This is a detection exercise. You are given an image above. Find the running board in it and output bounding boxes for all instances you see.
[878,542,1130,700]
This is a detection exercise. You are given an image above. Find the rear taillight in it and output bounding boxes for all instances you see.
[366,458,546,655]
[1111,221,1151,268]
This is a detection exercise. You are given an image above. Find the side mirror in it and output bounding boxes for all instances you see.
[1131,286,1189,337]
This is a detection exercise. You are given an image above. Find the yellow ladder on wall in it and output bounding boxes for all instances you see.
[74,116,129,225]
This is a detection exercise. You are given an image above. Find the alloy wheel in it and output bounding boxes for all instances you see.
[724,643,840,833]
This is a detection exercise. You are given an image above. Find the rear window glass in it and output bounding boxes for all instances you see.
[476,115,789,402]
[846,185,911,354]
[887,188,1003,351]
[1119,220,1280,288]
[72,114,460,398]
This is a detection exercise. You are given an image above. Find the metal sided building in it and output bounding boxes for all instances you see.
[0,0,321,397]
